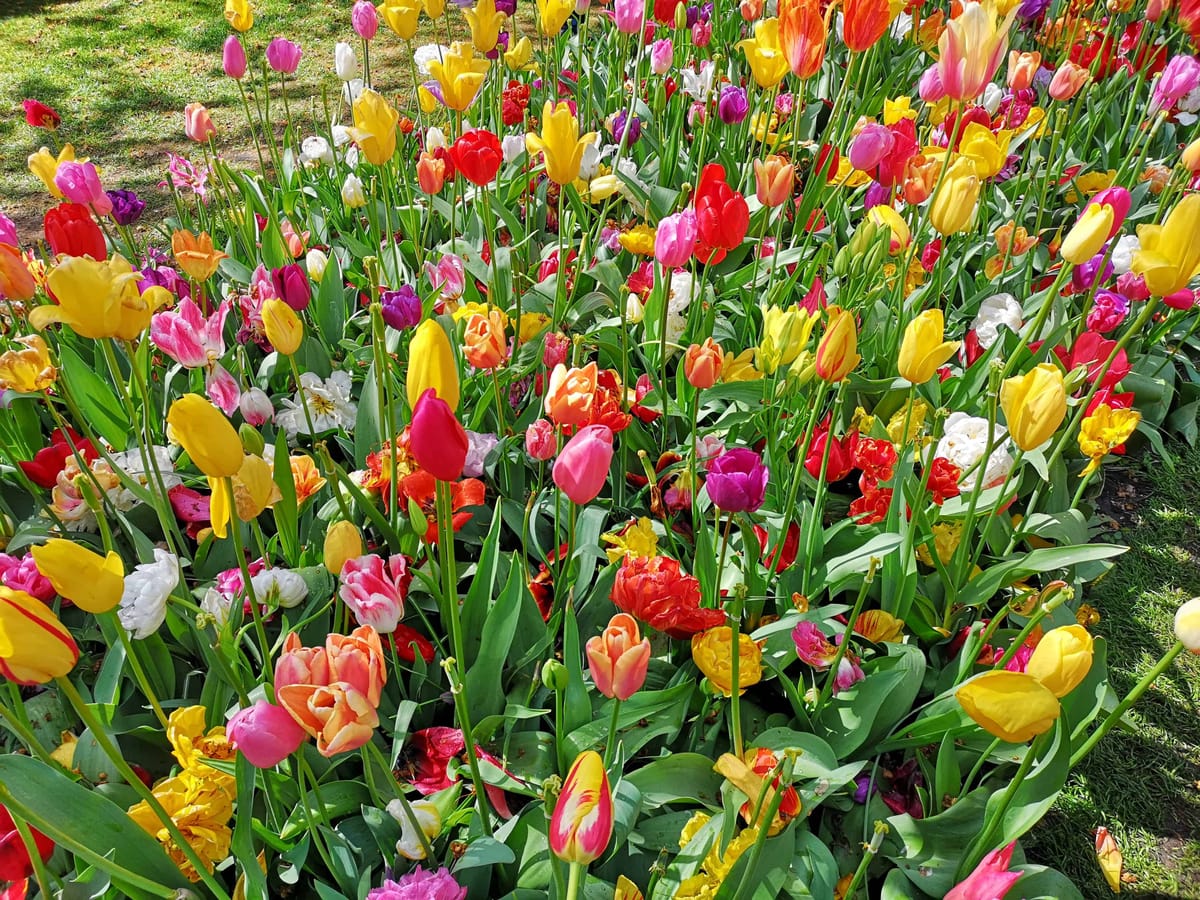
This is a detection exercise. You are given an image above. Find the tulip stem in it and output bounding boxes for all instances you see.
[958,730,1047,879]
[565,861,583,900]
[959,737,1003,800]
[54,676,233,900]
[287,353,320,445]
[224,477,273,689]
[1072,641,1185,767]
[602,698,621,770]
[110,613,171,730]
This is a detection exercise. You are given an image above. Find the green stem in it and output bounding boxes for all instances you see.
[601,698,622,769]
[958,730,1047,878]
[565,861,583,900]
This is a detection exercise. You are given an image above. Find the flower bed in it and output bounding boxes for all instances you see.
[1,0,1200,897]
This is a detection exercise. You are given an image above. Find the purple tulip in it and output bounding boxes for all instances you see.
[496,0,516,12]
[611,109,641,145]
[380,285,422,330]
[271,263,311,311]
[267,37,303,74]
[352,0,379,40]
[1016,0,1050,17]
[717,85,748,125]
[704,448,768,512]
[227,699,308,768]
[107,189,146,226]
[1071,252,1113,293]
[140,265,191,300]
[223,35,247,79]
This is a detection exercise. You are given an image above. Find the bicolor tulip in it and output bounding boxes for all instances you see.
[1047,61,1089,101]
[544,362,598,426]
[1182,137,1200,174]
[348,89,399,166]
[586,613,651,700]
[184,102,216,142]
[224,0,253,31]
[31,539,124,613]
[262,297,304,355]
[1176,597,1200,653]
[929,157,981,235]
[410,388,469,482]
[866,205,911,254]
[956,670,1060,742]
[1025,625,1094,697]
[339,553,412,633]
[684,338,724,389]
[428,42,490,112]
[167,393,245,478]
[1006,50,1041,90]
[898,309,959,383]
[814,306,860,382]
[407,318,460,411]
[463,310,507,369]
[778,0,826,79]
[1130,194,1200,296]
[1000,363,1067,451]
[553,424,615,504]
[464,0,507,52]
[754,155,795,207]
[526,101,597,186]
[324,521,364,575]
[0,586,79,685]
[226,699,309,768]
[937,0,1017,101]
[737,18,789,89]
[550,750,614,864]
[378,0,421,39]
[35,254,166,340]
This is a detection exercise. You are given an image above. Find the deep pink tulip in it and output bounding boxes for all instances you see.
[1153,54,1200,112]
[223,35,247,79]
[946,841,1022,900]
[654,210,698,268]
[848,123,894,172]
[267,37,303,74]
[54,162,113,216]
[151,297,230,368]
[1084,187,1131,239]
[410,388,468,481]
[338,553,413,633]
[352,0,379,40]
[227,699,309,767]
[552,424,614,504]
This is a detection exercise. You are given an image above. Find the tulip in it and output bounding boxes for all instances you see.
[450,129,503,186]
[1006,50,1040,90]
[553,425,614,505]
[778,0,826,79]
[276,680,379,756]
[848,123,893,171]
[691,626,763,697]
[1060,205,1114,265]
[342,173,367,207]
[266,37,303,74]
[464,0,506,52]
[0,335,55,393]
[21,99,60,130]
[957,123,1010,180]
[240,388,274,425]
[814,306,861,382]
[866,205,911,254]
[172,229,227,281]
[1130,194,1200,297]
[613,0,645,32]
[544,362,598,427]
[35,254,163,340]
[586,614,651,700]
[504,35,534,69]
[411,389,469,481]
[378,0,421,39]
[223,35,247,78]
[54,161,112,215]
[736,18,789,88]
[225,0,253,31]
[843,0,891,52]
[705,448,769,512]
[1025,625,1094,697]
[417,151,447,193]
[0,244,35,301]
[324,521,364,575]
[929,156,980,236]
[463,310,507,369]
[1152,54,1200,112]
[650,38,673,75]
[756,304,817,374]
[1047,60,1089,101]
[1000,363,1067,451]
[183,102,216,142]
[339,553,412,633]
[1182,137,1200,174]
[750,154,792,208]
[0,586,79,684]
[946,841,1021,900]
[43,201,106,260]
[347,89,399,166]
[550,750,614,864]
[28,144,77,199]
[207,453,278,538]
[380,286,422,331]
[898,309,959,384]
[428,42,490,112]
[536,0,574,34]
[407,318,460,411]
[1084,187,1131,239]
[938,0,1017,101]
[30,539,124,613]
[526,101,597,186]
[684,338,724,389]
[955,670,1060,742]
[1176,597,1200,653]
[717,85,749,124]
[525,419,557,460]
[352,0,379,39]
[0,804,55,883]
[227,699,309,767]
[168,393,244,478]
[654,210,698,268]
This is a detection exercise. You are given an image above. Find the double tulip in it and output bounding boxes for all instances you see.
[549,750,614,864]
[898,309,960,384]
[705,448,768,513]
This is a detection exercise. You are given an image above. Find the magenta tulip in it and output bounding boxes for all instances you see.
[552,424,614,505]
[352,0,379,39]
[946,841,1022,900]
[223,35,247,79]
[410,388,468,482]
[227,699,309,767]
[654,210,698,268]
[1084,187,1131,239]
[266,37,303,74]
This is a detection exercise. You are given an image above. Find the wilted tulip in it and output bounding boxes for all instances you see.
[553,424,614,504]
[586,613,651,700]
[227,699,309,767]
[30,539,124,613]
[1025,625,1094,697]
[410,389,469,481]
[898,309,959,384]
[1000,363,1067,451]
[956,670,1060,743]
[550,750,614,864]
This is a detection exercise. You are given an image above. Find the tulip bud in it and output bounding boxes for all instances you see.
[1183,138,1200,174]
[406,318,460,412]
[30,539,125,614]
[683,338,724,389]
[550,750,614,864]
[1060,204,1114,265]
[306,248,329,282]
[553,424,614,505]
[1006,50,1041,91]
[0,586,80,684]
[1025,625,1094,697]
[223,35,248,79]
[168,393,244,478]
[342,173,367,208]
[262,298,304,355]
[239,388,274,426]
[1000,363,1067,451]
[239,422,266,457]
[814,306,860,383]
[1176,597,1200,653]
[898,309,959,384]
[956,670,1061,743]
[410,389,469,482]
[227,699,308,767]
[417,151,446,194]
[541,658,569,691]
[324,520,363,575]
[586,614,651,700]
[929,157,980,236]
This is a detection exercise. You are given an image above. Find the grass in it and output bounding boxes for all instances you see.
[1026,444,1200,898]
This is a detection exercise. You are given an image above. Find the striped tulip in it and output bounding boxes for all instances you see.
[0,586,79,685]
[550,750,614,864]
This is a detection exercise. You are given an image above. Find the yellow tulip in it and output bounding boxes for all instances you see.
[691,627,763,698]
[423,0,446,17]
[737,18,790,89]
[168,393,245,479]
[755,305,817,375]
[898,309,960,384]
[1130,193,1200,297]
[347,89,400,167]
[0,335,56,394]
[1025,625,1094,698]
[814,306,861,383]
[0,586,79,685]
[503,36,533,70]
[929,156,980,236]
[34,254,166,340]
[1060,204,1114,265]
[406,318,460,411]
[378,0,421,39]
[262,298,304,355]
[28,145,78,198]
[956,670,1060,743]
[207,455,280,539]
[957,123,1011,180]
[428,42,490,113]
[536,0,574,35]
[1077,403,1141,476]
[324,520,363,575]
[866,205,910,254]
[225,0,253,31]
[464,0,507,52]
[1000,363,1067,451]
[31,539,125,614]
[525,101,598,186]
[172,230,228,282]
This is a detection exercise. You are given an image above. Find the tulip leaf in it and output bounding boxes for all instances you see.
[1007,865,1086,899]
[454,836,517,872]
[956,543,1127,609]
[625,753,724,810]
[465,560,525,722]
[281,781,371,840]
[988,719,1070,848]
[885,789,989,896]
[58,344,129,450]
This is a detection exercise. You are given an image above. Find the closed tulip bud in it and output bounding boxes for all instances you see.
[1007,50,1041,90]
[650,38,674,75]
[238,422,265,456]
[184,102,216,142]
[1183,138,1200,174]
[168,393,244,478]
[30,539,124,614]
[406,318,460,411]
[1025,625,1094,697]
[352,0,379,40]
[550,750,614,864]
[957,670,1060,743]
[342,172,367,208]
[224,0,253,32]
[684,338,724,389]
[553,424,614,504]
[262,297,304,355]
[324,520,363,575]
[416,151,446,193]
[654,210,698,268]
[0,586,79,684]
[410,388,469,481]
[753,155,794,207]
[305,248,329,282]
[1048,61,1089,101]
[586,614,651,700]
[227,699,308,767]
[814,306,860,383]
[0,245,36,302]
[525,419,557,460]
[223,35,247,79]
[334,41,359,81]
[1000,363,1067,451]
[898,309,959,384]
[1176,597,1200,653]
[239,387,274,425]
[929,157,980,236]
[1060,204,1114,265]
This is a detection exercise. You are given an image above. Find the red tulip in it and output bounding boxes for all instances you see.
[449,129,503,187]
[694,163,749,265]
[44,203,105,260]
[410,388,469,481]
[552,424,614,504]
[0,804,55,883]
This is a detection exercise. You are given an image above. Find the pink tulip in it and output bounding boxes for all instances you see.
[613,0,646,33]
[410,389,469,482]
[550,750,613,864]
[266,37,303,74]
[654,210,698,268]
[184,102,217,142]
[1084,186,1131,239]
[206,364,241,415]
[848,123,894,172]
[525,419,557,461]
[586,613,651,700]
[946,841,1022,900]
[650,39,674,75]
[151,297,230,369]
[239,388,275,425]
[1153,54,1200,112]
[425,253,466,304]
[552,424,614,504]
[338,553,413,633]
[918,64,945,103]
[54,162,113,216]
[0,212,17,247]
[352,0,379,40]
[227,699,309,767]
[223,35,247,79]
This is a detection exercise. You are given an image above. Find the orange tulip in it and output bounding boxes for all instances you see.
[417,151,446,194]
[753,155,795,207]
[0,244,36,301]
[684,338,724,389]
[778,0,827,79]
[1006,50,1041,90]
[463,310,507,370]
[544,362,598,427]
[1048,61,1089,101]
[585,613,651,700]
[172,230,227,281]
[842,0,891,52]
